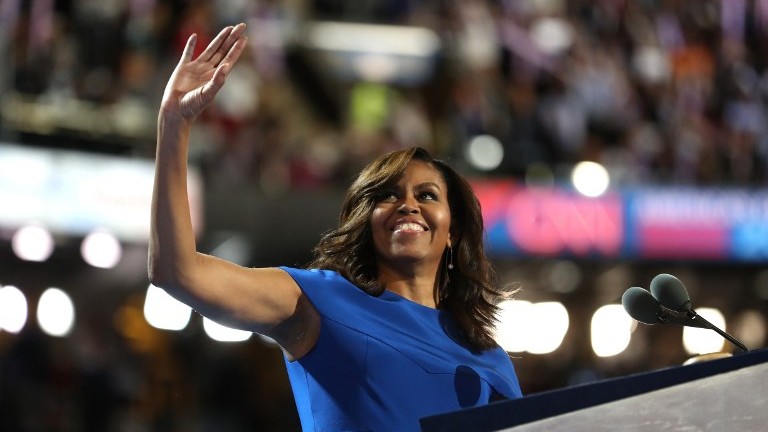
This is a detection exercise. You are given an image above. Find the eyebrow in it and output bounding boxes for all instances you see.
[417,182,443,190]
[387,179,445,191]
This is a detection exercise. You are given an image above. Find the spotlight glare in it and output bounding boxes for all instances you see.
[465,135,504,171]
[526,302,569,354]
[0,285,28,333]
[495,300,532,353]
[591,304,632,357]
[143,284,192,331]
[683,308,726,355]
[571,161,610,197]
[37,288,75,337]
[81,230,122,268]
[202,318,252,342]
[12,224,54,262]
[495,300,569,354]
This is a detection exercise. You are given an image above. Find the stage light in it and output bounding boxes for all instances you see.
[81,229,122,268]
[143,284,192,331]
[529,17,573,56]
[732,310,766,349]
[307,21,439,57]
[526,302,569,354]
[12,224,54,262]
[465,135,504,171]
[495,300,532,353]
[495,300,569,354]
[37,287,75,337]
[571,161,610,197]
[0,285,28,333]
[591,304,634,357]
[202,317,252,342]
[683,307,726,355]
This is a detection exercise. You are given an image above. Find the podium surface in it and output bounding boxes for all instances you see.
[501,361,768,431]
[421,349,768,432]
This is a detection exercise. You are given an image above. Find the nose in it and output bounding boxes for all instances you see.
[397,197,419,214]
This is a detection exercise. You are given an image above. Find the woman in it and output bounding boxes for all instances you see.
[149,23,522,432]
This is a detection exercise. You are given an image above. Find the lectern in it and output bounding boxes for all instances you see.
[420,349,768,432]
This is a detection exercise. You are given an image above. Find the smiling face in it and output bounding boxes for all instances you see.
[370,160,452,274]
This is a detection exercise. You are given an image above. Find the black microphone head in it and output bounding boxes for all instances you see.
[621,287,662,325]
[650,273,692,312]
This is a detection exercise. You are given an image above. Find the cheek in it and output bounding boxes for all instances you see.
[370,207,387,232]
[431,209,452,241]
[369,207,389,246]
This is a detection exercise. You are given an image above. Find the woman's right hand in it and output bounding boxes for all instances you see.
[160,23,248,123]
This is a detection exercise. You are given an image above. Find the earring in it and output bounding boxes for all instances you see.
[447,246,454,270]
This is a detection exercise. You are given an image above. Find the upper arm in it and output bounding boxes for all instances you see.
[158,253,320,359]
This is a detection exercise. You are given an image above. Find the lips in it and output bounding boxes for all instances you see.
[392,219,428,233]
[393,222,426,233]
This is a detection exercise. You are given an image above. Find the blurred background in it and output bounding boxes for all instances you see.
[1,0,768,430]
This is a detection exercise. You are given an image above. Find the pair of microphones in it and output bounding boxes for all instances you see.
[621,274,748,353]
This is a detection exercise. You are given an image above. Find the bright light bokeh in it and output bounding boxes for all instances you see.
[143,284,192,331]
[527,302,570,354]
[571,161,610,197]
[591,304,634,357]
[465,135,504,171]
[37,287,75,337]
[202,317,252,343]
[495,300,532,353]
[683,308,726,355]
[529,17,573,56]
[733,309,766,349]
[495,300,569,354]
[0,285,28,333]
[81,229,122,268]
[12,224,54,262]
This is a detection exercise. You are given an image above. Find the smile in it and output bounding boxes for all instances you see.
[393,222,427,233]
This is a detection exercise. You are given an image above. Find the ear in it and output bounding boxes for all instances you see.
[446,235,452,249]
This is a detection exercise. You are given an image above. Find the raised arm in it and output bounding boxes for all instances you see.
[148,24,319,359]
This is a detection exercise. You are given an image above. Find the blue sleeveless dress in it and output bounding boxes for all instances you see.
[280,267,522,432]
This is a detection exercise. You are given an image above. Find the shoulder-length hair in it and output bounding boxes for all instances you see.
[308,147,508,351]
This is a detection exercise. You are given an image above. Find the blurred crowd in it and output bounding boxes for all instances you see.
[3,2,768,431]
[3,0,768,189]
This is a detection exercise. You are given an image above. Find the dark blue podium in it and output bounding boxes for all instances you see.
[420,349,768,431]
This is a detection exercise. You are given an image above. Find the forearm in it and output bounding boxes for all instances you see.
[148,113,199,289]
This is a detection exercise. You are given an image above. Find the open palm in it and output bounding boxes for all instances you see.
[161,23,248,122]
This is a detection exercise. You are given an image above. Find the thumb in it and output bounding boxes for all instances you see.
[197,63,230,106]
[212,62,232,87]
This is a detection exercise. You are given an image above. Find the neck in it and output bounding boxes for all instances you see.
[377,264,439,308]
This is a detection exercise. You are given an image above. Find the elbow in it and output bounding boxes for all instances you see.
[147,251,180,290]
[147,259,171,289]
[147,250,199,296]
[147,265,167,288]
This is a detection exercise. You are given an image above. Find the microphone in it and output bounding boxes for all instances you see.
[622,274,748,353]
[649,273,748,353]
[621,287,707,328]
[649,273,691,312]
[621,287,661,325]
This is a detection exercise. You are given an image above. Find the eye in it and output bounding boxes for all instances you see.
[419,191,438,201]
[376,189,398,202]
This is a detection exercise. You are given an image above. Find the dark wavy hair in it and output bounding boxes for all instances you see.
[308,147,510,351]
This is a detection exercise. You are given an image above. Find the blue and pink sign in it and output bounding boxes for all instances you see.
[472,180,768,262]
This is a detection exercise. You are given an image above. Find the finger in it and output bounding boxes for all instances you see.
[193,66,226,112]
[209,63,230,91]
[198,26,234,63]
[180,33,198,63]
[207,23,247,66]
[219,36,248,71]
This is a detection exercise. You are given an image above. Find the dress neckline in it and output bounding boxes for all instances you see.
[379,289,441,313]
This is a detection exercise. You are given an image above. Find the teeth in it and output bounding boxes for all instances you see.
[394,223,424,232]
